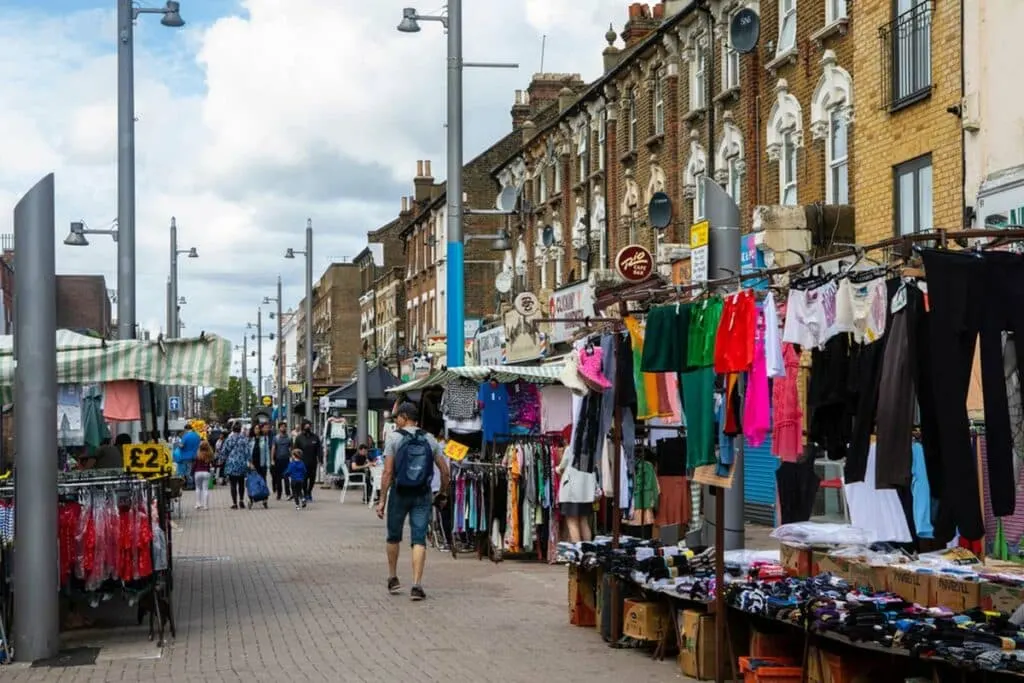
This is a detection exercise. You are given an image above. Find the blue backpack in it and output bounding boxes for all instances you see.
[393,429,434,491]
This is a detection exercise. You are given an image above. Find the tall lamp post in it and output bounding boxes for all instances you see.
[285,219,314,431]
[169,217,198,339]
[117,0,185,339]
[248,309,275,403]
[234,338,248,415]
[398,5,518,367]
[263,276,284,421]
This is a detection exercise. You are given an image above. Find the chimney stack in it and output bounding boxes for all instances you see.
[621,3,659,50]
[603,24,622,72]
[526,73,586,116]
[414,160,434,203]
[558,87,576,112]
[401,196,409,213]
[511,89,531,130]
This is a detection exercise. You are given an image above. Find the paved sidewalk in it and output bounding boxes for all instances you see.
[7,484,689,682]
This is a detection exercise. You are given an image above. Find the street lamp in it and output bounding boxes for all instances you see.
[117,0,186,339]
[234,337,248,414]
[247,309,275,404]
[169,216,198,339]
[285,219,314,431]
[398,4,518,367]
[63,219,118,247]
[263,275,284,421]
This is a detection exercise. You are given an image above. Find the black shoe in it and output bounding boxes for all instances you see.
[387,577,401,595]
[230,504,238,510]
[301,502,307,508]
[276,494,282,501]
[263,501,268,509]
[410,585,426,601]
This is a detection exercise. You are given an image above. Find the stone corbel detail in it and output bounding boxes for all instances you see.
[620,168,641,217]
[644,154,667,204]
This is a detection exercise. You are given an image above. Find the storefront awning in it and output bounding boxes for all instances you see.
[386,364,565,394]
[0,329,232,397]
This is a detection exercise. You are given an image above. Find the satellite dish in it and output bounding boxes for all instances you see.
[495,271,513,294]
[497,186,519,212]
[542,225,555,247]
[648,191,673,230]
[730,8,761,54]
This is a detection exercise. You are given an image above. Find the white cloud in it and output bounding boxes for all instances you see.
[0,0,627,379]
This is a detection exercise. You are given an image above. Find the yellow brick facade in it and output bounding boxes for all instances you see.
[853,0,963,244]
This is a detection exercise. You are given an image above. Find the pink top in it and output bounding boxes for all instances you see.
[743,310,771,447]
[771,343,803,462]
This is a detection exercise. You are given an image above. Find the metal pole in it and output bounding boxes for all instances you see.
[165,277,172,337]
[241,335,248,415]
[277,276,283,421]
[117,0,136,339]
[356,357,368,447]
[13,173,59,661]
[256,308,263,403]
[304,220,314,431]
[169,217,178,339]
[445,0,465,368]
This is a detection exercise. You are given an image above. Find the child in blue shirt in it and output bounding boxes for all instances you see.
[285,450,308,509]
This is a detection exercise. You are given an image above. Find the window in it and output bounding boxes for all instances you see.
[827,0,847,23]
[653,71,665,135]
[578,126,588,179]
[628,89,638,151]
[826,111,849,205]
[894,154,933,235]
[554,161,562,194]
[539,170,548,203]
[780,133,798,205]
[694,173,707,220]
[723,40,740,91]
[778,0,797,53]
[888,0,932,107]
[727,157,742,205]
[598,111,607,170]
[691,43,707,110]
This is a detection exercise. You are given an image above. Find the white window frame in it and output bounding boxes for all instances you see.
[778,0,797,54]
[653,70,665,135]
[598,111,607,170]
[727,157,742,205]
[691,42,708,111]
[578,127,588,180]
[553,160,562,194]
[894,154,933,236]
[722,39,740,91]
[694,173,707,220]
[539,170,548,203]
[538,252,548,290]
[780,132,798,206]
[826,0,847,24]
[826,111,849,205]
[628,89,638,151]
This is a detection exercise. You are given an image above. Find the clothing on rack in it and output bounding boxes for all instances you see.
[441,378,481,420]
[478,381,510,443]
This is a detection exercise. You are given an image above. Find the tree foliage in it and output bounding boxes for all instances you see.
[205,376,257,423]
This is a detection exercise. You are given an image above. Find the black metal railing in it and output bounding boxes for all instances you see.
[879,1,933,111]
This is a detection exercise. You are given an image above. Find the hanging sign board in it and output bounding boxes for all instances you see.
[690,220,710,293]
[547,281,596,344]
[122,443,172,477]
[261,395,273,406]
[503,306,542,363]
[692,462,735,489]
[444,440,470,462]
[476,326,506,366]
[740,233,768,290]
[614,245,655,282]
[513,291,540,317]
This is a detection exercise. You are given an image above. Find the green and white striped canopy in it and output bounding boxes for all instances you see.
[386,364,566,394]
[0,330,232,395]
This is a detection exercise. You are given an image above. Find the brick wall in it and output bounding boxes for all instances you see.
[325,263,362,383]
[55,275,111,337]
[853,0,962,243]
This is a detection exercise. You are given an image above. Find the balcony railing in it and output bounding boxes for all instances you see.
[879,1,933,111]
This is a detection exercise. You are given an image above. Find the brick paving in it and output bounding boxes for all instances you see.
[6,484,691,682]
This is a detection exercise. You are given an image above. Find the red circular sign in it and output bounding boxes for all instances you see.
[615,245,654,282]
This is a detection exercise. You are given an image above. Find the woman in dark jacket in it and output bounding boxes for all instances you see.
[249,422,271,508]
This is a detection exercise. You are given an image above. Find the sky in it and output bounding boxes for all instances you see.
[0,0,628,381]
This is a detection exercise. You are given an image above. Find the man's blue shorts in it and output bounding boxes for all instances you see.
[386,488,433,546]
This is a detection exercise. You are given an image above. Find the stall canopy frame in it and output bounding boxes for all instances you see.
[386,364,566,394]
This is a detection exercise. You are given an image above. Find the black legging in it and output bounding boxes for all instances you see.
[229,475,245,506]
[303,460,318,498]
[271,459,290,498]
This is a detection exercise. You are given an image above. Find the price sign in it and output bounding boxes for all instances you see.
[122,443,172,477]
[443,440,470,462]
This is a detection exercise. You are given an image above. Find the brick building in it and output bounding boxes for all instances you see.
[56,275,112,337]
[296,262,361,389]
[853,0,963,242]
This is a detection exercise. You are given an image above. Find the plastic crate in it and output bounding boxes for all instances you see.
[738,657,799,683]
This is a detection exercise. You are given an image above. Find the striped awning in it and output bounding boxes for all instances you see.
[386,364,565,393]
[0,330,233,391]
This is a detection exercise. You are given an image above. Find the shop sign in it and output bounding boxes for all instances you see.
[614,245,654,282]
[503,306,542,363]
[464,318,482,339]
[122,443,172,478]
[547,281,596,344]
[690,220,709,293]
[476,326,506,366]
[740,233,768,290]
[444,440,469,461]
[978,169,1024,231]
[513,292,541,317]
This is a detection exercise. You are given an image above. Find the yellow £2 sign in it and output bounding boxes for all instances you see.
[122,443,172,476]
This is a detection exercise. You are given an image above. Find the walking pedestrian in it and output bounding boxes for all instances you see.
[375,402,450,601]
[271,421,293,500]
[248,423,272,509]
[293,418,322,503]
[285,449,308,509]
[222,422,250,510]
[193,440,214,510]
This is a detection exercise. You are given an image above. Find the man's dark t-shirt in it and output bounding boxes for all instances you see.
[273,433,292,462]
[295,431,321,465]
[353,453,367,468]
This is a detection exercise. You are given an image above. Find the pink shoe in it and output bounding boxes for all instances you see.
[577,345,611,391]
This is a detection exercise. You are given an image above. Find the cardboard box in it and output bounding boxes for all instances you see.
[848,561,889,593]
[805,646,827,683]
[980,581,1024,614]
[780,543,814,577]
[887,567,933,606]
[569,565,596,627]
[815,553,853,581]
[678,609,728,680]
[622,599,669,642]
[931,574,982,612]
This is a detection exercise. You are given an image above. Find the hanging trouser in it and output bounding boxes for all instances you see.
[920,249,987,539]
[875,285,920,490]
[977,251,1024,518]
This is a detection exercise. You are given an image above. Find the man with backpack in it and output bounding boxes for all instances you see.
[375,402,450,601]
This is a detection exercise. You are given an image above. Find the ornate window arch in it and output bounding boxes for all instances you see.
[766,79,803,206]
[715,110,746,204]
[810,50,853,205]
[683,131,708,221]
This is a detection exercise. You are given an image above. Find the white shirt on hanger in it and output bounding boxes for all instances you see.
[764,291,785,378]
